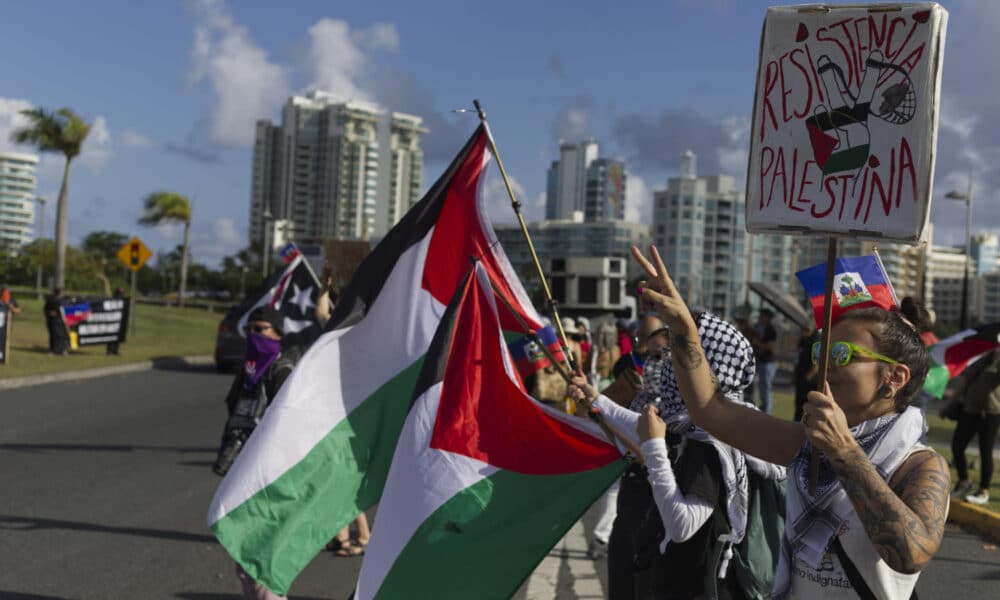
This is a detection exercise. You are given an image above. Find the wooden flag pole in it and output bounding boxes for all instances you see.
[472,99,578,374]
[483,264,644,461]
[809,238,839,495]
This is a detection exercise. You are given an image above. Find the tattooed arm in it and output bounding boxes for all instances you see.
[668,331,805,466]
[830,447,951,573]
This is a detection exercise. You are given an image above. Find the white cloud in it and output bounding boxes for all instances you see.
[79,116,113,170]
[304,19,399,100]
[212,216,242,246]
[717,115,750,184]
[552,100,593,145]
[481,170,532,225]
[188,0,290,146]
[120,129,152,149]
[625,173,651,224]
[0,97,35,154]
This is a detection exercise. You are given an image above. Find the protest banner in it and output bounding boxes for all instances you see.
[62,297,130,347]
[746,3,947,242]
[746,3,948,493]
[0,305,9,365]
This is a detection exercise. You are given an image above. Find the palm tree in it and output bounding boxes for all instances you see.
[11,108,91,292]
[138,192,192,307]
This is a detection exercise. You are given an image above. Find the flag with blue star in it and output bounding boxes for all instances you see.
[234,250,323,349]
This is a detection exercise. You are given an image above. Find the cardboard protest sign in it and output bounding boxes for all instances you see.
[0,305,9,364]
[746,3,947,242]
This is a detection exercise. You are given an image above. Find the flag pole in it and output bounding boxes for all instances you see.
[473,99,578,374]
[809,238,839,495]
[482,264,644,461]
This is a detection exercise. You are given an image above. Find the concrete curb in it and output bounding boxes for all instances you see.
[0,355,216,390]
[948,498,1000,543]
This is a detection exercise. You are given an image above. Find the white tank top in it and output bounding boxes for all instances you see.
[784,444,943,600]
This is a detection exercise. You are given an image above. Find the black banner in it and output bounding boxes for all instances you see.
[0,304,9,364]
[62,297,130,346]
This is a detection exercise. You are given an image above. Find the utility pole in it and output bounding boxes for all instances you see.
[35,196,46,298]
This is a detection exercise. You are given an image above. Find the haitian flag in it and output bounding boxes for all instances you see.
[61,302,92,328]
[923,323,1000,398]
[507,325,567,377]
[208,125,544,596]
[795,254,898,329]
[278,242,300,264]
[353,263,623,599]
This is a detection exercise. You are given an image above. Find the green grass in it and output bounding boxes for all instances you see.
[1,296,223,379]
[770,389,1000,513]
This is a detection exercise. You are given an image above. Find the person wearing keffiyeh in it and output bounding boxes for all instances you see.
[628,244,950,600]
[570,312,786,599]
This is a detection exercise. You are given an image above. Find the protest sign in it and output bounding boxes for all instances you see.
[0,305,9,364]
[63,297,130,347]
[746,3,947,242]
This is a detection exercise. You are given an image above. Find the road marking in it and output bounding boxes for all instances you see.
[524,520,604,599]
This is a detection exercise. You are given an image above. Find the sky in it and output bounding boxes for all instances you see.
[0,0,996,268]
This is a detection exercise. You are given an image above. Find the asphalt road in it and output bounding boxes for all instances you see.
[1,368,998,599]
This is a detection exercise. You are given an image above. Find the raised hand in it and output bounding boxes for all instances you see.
[637,404,666,442]
[802,381,855,458]
[630,244,696,333]
[567,374,598,409]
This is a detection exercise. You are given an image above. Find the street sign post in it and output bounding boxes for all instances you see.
[117,237,152,337]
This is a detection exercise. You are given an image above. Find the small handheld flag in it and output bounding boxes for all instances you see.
[278,243,301,264]
[507,326,567,377]
[796,253,898,329]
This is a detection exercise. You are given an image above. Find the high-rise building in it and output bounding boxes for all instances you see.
[494,216,651,285]
[249,91,426,248]
[651,153,752,317]
[971,234,999,276]
[928,245,972,326]
[0,152,38,250]
[546,140,626,222]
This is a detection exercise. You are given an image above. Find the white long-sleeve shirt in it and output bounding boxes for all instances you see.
[594,395,714,546]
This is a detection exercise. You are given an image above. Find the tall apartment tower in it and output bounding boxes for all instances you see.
[250,91,426,247]
[0,152,38,250]
[546,140,626,221]
[652,155,749,316]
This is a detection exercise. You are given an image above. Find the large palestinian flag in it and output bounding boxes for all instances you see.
[923,323,1000,398]
[208,125,545,595]
[354,263,624,599]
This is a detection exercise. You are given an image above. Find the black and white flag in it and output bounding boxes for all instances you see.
[235,254,323,349]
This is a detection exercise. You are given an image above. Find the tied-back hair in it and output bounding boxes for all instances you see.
[838,308,930,411]
[595,321,618,353]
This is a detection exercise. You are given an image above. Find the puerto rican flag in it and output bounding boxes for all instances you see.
[795,254,898,329]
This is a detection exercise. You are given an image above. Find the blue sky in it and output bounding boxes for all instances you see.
[1,0,995,267]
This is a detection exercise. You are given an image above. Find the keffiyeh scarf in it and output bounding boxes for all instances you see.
[629,312,785,548]
[771,405,925,599]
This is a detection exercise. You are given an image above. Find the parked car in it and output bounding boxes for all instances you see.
[214,306,244,373]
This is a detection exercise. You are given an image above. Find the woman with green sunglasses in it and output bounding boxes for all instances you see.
[631,244,949,600]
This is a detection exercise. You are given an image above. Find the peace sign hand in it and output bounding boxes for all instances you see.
[630,244,697,334]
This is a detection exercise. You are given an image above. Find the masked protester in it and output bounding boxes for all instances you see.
[216,306,301,600]
[215,306,301,475]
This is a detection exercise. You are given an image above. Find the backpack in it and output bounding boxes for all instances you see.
[705,470,787,600]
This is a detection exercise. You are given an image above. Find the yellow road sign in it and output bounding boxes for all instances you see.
[117,237,153,272]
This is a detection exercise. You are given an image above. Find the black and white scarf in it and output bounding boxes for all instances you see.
[629,312,786,548]
[771,405,925,598]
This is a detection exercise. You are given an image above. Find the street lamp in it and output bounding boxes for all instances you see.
[946,174,974,329]
[35,196,47,299]
[261,207,273,280]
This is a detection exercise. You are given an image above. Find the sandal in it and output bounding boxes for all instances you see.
[333,540,365,557]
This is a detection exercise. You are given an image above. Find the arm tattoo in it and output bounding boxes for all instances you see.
[671,334,703,370]
[829,448,950,574]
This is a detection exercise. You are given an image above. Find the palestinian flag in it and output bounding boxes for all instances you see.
[207,125,544,595]
[354,263,624,599]
[796,254,898,329]
[923,323,1000,398]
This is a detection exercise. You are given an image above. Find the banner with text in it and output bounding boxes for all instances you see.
[0,305,9,364]
[746,3,947,242]
[62,297,130,346]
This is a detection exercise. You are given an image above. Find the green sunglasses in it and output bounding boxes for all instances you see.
[811,340,899,367]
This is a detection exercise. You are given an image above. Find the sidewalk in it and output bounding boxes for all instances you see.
[0,355,214,391]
